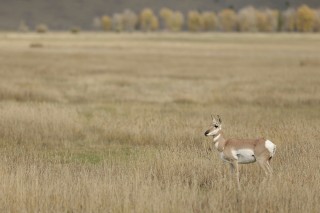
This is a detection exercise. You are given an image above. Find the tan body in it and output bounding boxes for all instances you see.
[205,116,276,189]
[215,133,273,164]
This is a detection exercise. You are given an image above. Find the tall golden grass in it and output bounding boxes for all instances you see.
[0,33,319,212]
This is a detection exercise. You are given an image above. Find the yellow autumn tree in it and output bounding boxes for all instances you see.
[314,10,320,32]
[219,9,237,32]
[112,13,124,32]
[122,9,138,32]
[170,11,184,32]
[296,5,316,32]
[188,11,204,32]
[256,9,279,32]
[92,17,101,30]
[101,15,112,31]
[140,8,158,31]
[202,12,217,31]
[238,6,257,32]
[160,9,184,31]
[150,16,159,31]
[160,8,174,30]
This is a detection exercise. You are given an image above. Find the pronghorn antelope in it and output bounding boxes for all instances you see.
[204,115,276,189]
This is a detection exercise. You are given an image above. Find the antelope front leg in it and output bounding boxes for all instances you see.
[231,160,240,190]
[229,163,234,174]
[228,163,235,188]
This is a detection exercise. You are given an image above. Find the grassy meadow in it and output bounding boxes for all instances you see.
[0,32,319,212]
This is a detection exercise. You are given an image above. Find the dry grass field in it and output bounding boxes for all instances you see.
[0,32,319,212]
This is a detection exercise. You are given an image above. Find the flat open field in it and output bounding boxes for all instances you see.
[0,32,319,212]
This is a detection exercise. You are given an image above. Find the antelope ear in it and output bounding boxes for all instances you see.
[217,115,222,124]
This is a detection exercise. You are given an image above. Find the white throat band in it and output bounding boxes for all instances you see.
[213,134,221,143]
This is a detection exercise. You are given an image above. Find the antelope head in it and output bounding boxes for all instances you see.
[204,115,222,136]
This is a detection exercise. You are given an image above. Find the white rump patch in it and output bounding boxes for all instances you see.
[265,140,276,156]
[233,149,256,164]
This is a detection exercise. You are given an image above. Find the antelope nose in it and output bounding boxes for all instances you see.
[204,130,210,136]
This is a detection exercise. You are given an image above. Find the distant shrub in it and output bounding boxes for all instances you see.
[140,8,158,31]
[202,12,217,31]
[36,24,48,33]
[218,9,237,32]
[101,15,112,31]
[188,11,204,32]
[296,5,316,32]
[29,43,44,48]
[70,27,80,34]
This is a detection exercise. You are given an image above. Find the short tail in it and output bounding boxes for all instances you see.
[272,145,276,156]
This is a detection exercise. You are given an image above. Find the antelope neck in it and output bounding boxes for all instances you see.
[213,134,221,143]
[212,132,226,152]
[212,131,224,142]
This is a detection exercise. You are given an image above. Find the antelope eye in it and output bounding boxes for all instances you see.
[214,125,218,128]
